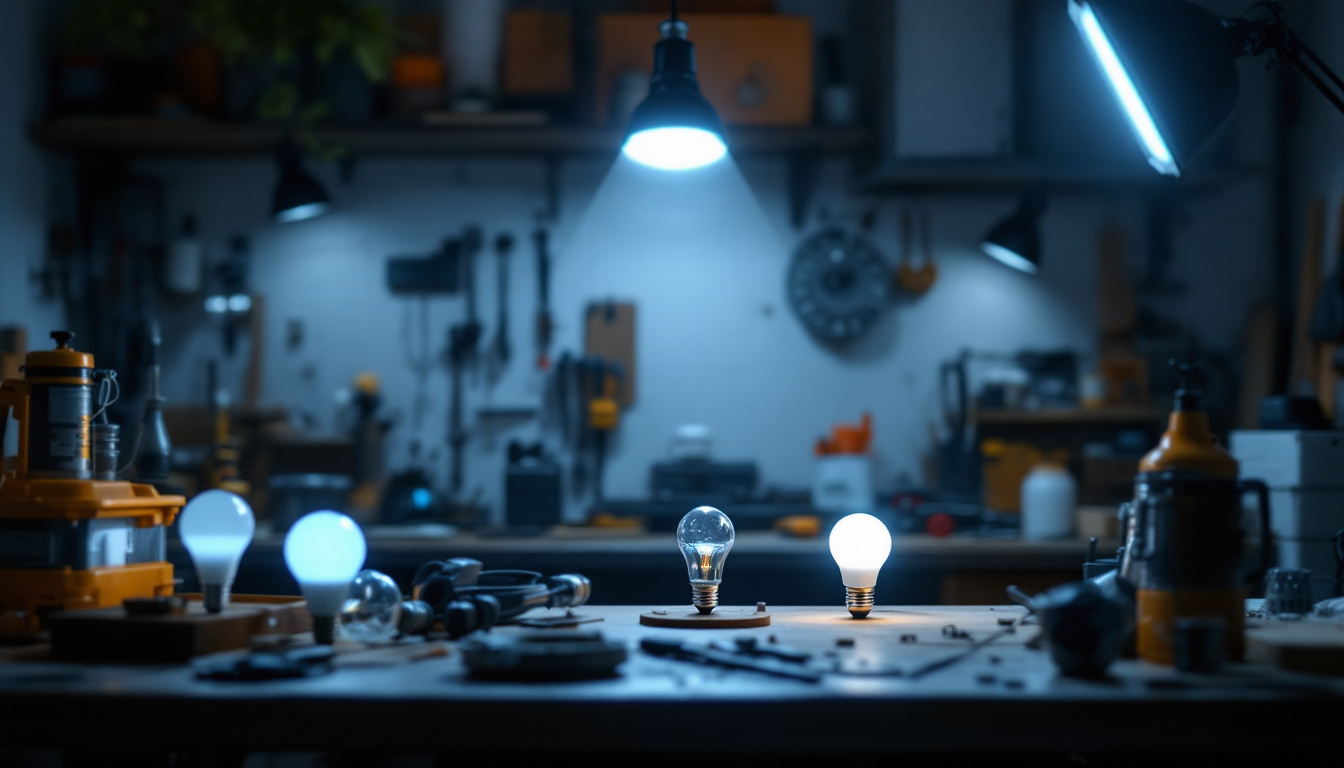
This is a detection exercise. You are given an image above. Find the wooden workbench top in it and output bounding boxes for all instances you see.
[1,605,1340,758]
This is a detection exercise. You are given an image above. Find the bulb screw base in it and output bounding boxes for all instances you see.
[691,583,720,614]
[312,615,337,645]
[203,584,230,614]
[845,586,875,619]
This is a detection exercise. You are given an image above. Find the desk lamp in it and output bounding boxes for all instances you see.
[272,136,331,223]
[621,0,728,171]
[1069,0,1344,177]
[981,189,1048,274]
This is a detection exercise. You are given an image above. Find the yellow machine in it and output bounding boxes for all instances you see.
[0,331,184,636]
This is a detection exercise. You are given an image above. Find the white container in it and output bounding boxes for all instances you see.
[670,424,712,461]
[1021,463,1076,540]
[443,0,507,109]
[812,454,874,513]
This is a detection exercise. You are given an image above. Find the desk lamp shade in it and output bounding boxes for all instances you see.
[981,189,1048,274]
[1068,0,1240,177]
[272,138,332,223]
[621,7,728,171]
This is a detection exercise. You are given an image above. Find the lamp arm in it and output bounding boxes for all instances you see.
[1225,14,1344,118]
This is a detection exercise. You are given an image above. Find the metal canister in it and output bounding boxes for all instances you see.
[21,331,96,480]
[92,422,121,480]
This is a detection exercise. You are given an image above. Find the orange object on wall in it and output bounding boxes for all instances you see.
[595,14,813,126]
[816,413,872,455]
[393,55,446,89]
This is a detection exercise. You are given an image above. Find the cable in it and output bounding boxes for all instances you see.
[91,370,120,424]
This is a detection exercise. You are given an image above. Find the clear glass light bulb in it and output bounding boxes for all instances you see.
[622,127,727,171]
[284,510,367,644]
[677,505,735,614]
[829,512,892,619]
[179,489,255,613]
[340,569,403,642]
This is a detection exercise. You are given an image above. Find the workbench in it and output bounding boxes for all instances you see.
[2,605,1341,763]
[195,530,1103,608]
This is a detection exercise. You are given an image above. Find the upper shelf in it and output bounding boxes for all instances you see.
[863,158,1255,196]
[29,118,874,158]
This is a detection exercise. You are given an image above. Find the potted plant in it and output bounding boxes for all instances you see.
[191,0,396,128]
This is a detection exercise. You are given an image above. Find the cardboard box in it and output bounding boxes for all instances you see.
[504,10,574,96]
[595,13,813,126]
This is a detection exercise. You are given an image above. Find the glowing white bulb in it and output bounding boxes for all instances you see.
[622,127,727,171]
[829,513,892,618]
[1069,1,1178,176]
[677,505,735,613]
[179,490,255,613]
[284,510,367,643]
[982,242,1038,274]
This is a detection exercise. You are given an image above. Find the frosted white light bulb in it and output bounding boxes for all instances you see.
[677,505,735,614]
[829,512,892,618]
[179,490,255,613]
[284,510,367,644]
[622,127,727,171]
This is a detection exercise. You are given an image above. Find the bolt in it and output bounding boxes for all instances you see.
[836,637,855,648]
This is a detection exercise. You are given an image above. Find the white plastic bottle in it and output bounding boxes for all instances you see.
[1020,463,1076,540]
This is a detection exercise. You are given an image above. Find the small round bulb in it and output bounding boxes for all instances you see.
[677,505,735,614]
[340,569,403,642]
[829,513,892,618]
[179,490,255,613]
[284,510,367,644]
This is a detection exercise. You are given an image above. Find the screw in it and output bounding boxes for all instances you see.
[836,637,855,647]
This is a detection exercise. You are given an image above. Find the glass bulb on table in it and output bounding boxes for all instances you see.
[284,510,367,644]
[677,505,735,614]
[829,512,892,618]
[178,489,255,613]
[340,569,403,642]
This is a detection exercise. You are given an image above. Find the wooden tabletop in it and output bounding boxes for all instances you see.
[1,605,1340,758]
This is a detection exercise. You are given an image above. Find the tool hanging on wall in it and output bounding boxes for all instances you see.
[534,226,554,370]
[586,358,622,514]
[896,209,938,296]
[584,301,637,406]
[490,233,514,381]
[131,322,172,487]
[446,230,482,496]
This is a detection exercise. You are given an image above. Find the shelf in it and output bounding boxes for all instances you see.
[862,158,1255,196]
[973,406,1166,426]
[29,118,874,159]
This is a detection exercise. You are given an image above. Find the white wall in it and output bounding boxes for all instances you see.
[0,0,63,333]
[8,0,1279,523]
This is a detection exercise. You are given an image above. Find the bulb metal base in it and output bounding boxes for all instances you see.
[312,615,337,645]
[203,584,230,614]
[691,583,720,614]
[845,586,875,619]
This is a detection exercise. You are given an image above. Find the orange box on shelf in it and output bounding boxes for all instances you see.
[594,13,813,126]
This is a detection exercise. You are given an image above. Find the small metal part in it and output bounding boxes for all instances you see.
[548,573,592,609]
[1265,568,1314,617]
[997,617,1016,626]
[836,637,855,647]
[397,600,436,635]
[461,631,628,681]
[91,422,120,481]
[899,634,917,643]
[517,611,604,629]
[756,602,767,612]
[123,596,186,616]
[844,586,875,618]
[942,624,970,639]
[692,583,719,614]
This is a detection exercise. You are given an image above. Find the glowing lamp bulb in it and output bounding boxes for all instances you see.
[284,510,367,644]
[677,505,735,613]
[829,512,892,618]
[179,490,255,613]
[622,127,727,171]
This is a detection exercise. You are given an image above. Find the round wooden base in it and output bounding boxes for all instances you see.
[639,608,771,629]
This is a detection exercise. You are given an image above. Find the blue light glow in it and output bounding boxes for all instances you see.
[1069,1,1179,177]
[622,127,727,171]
